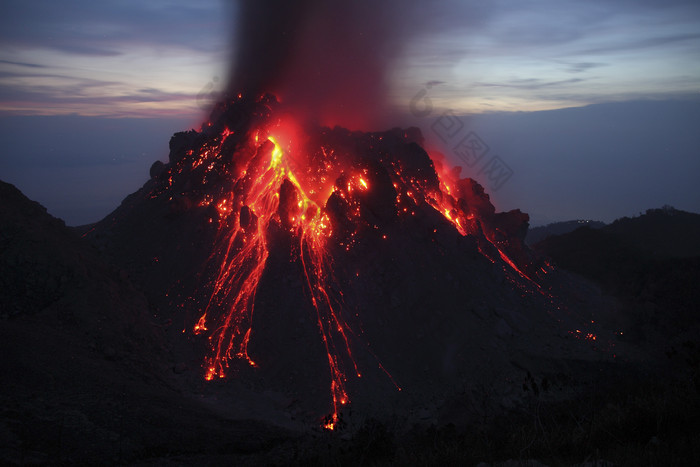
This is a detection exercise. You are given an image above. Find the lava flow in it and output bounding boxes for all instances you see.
[188,108,365,429]
[153,94,540,429]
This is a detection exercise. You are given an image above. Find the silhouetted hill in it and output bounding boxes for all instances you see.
[526,219,605,245]
[606,206,700,259]
[535,226,643,289]
[535,206,700,276]
[535,207,700,343]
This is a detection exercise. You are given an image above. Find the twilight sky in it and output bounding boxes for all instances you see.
[0,0,228,118]
[1,0,699,225]
[398,0,700,113]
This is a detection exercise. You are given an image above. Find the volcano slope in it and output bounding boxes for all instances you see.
[0,180,293,464]
[85,94,652,431]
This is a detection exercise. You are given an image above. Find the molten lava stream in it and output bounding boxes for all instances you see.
[296,208,356,429]
[430,164,540,288]
[279,154,363,430]
[194,133,360,429]
[195,137,286,379]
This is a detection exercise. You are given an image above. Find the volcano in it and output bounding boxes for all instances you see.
[86,93,632,430]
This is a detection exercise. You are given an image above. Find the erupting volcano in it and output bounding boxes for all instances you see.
[5,1,700,462]
[82,0,617,431]
[86,92,608,430]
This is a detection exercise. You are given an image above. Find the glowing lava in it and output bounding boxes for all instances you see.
[159,95,540,429]
[191,126,362,428]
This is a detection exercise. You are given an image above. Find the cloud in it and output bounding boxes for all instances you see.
[476,78,586,90]
[426,80,447,88]
[3,0,699,118]
[0,59,48,69]
[0,71,196,118]
[0,73,118,97]
[576,32,700,56]
[0,0,227,117]
[50,45,122,58]
[535,89,700,106]
[0,0,227,56]
[563,62,607,73]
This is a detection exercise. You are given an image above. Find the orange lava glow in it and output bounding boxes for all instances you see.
[170,96,542,430]
[191,126,367,428]
[571,329,597,341]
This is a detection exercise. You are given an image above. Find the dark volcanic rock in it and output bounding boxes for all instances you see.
[83,95,649,432]
[149,159,166,179]
[0,180,291,464]
[168,129,200,164]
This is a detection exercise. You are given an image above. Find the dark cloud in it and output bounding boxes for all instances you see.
[0,0,226,56]
[576,32,700,56]
[534,90,700,106]
[106,90,194,104]
[0,59,47,69]
[3,0,699,120]
[613,0,700,10]
[426,80,447,88]
[0,75,193,117]
[0,1,227,117]
[476,78,586,90]
[50,45,122,57]
[435,0,700,57]
[0,70,73,81]
[0,75,119,99]
[562,62,607,73]
[405,45,474,70]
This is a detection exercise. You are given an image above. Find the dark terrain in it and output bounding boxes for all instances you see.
[2,108,700,465]
[535,207,700,346]
[0,180,295,464]
[526,220,606,246]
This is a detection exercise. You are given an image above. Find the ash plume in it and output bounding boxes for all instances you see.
[228,0,421,129]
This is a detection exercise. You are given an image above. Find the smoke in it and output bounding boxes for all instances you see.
[227,0,422,130]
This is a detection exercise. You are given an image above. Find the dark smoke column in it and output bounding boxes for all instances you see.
[230,0,312,98]
[227,0,420,130]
